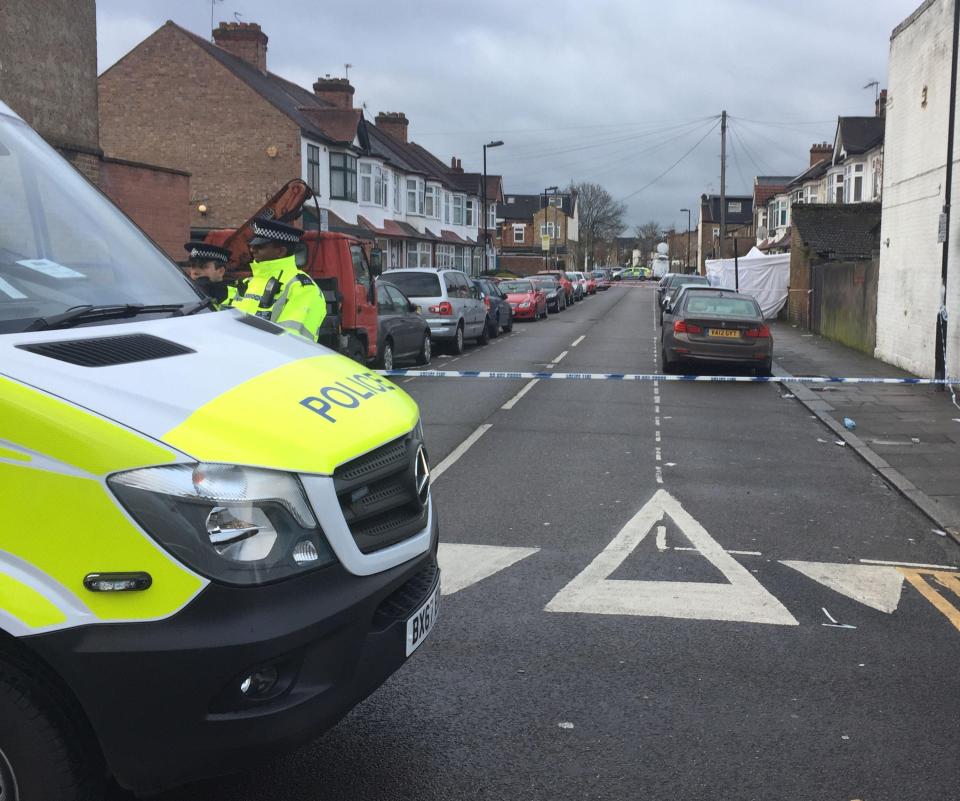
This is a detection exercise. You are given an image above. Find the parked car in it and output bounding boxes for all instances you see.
[578,271,597,294]
[611,267,624,280]
[591,269,611,290]
[661,286,740,331]
[660,276,712,323]
[383,268,487,353]
[499,278,549,321]
[565,271,586,301]
[661,290,773,376]
[529,275,566,312]
[537,270,575,304]
[622,267,642,280]
[658,273,696,305]
[375,280,432,369]
[473,277,514,337]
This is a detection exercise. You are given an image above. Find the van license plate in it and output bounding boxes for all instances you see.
[406,581,441,656]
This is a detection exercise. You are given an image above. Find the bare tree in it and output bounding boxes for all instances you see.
[568,182,627,269]
[633,220,662,262]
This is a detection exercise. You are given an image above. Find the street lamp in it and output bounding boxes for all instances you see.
[680,208,691,273]
[482,140,504,275]
[543,185,558,270]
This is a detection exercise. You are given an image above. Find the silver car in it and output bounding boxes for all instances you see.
[383,268,487,354]
[661,290,773,376]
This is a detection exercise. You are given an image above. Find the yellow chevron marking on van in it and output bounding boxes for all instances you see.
[0,573,66,628]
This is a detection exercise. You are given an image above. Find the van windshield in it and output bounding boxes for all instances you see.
[0,112,199,333]
[384,271,442,298]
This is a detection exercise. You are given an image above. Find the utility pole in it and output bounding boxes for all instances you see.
[719,110,727,258]
[680,207,691,273]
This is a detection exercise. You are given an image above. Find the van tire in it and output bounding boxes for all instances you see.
[380,339,394,371]
[346,336,366,364]
[0,654,103,801]
[449,324,464,355]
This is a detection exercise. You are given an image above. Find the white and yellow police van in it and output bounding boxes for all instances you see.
[0,100,440,799]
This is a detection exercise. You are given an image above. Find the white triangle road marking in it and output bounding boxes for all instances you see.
[545,490,797,626]
[438,543,540,596]
[781,561,904,614]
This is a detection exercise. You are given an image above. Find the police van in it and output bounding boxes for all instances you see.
[0,100,440,798]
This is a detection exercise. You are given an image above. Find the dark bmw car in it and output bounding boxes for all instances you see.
[375,279,432,369]
[529,275,566,312]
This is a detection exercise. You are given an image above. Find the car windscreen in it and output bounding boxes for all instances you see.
[0,113,198,333]
[500,280,534,293]
[383,271,442,298]
[531,279,557,290]
[682,296,760,319]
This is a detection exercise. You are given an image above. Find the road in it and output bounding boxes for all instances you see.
[159,283,960,801]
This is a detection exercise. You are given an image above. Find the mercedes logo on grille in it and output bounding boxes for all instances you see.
[413,445,430,505]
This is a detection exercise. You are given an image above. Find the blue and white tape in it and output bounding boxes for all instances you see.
[376,369,960,385]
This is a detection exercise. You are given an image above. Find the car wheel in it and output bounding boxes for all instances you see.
[543,304,549,318]
[477,322,490,346]
[490,315,500,339]
[661,349,677,374]
[449,324,465,355]
[416,333,431,365]
[0,653,104,801]
[380,339,394,371]
[502,316,513,333]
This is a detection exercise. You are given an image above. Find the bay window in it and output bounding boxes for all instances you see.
[437,244,455,268]
[443,191,452,224]
[466,199,475,227]
[407,178,425,216]
[405,242,432,268]
[425,184,440,219]
[453,194,465,225]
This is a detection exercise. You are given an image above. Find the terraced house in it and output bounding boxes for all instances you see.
[98,20,502,274]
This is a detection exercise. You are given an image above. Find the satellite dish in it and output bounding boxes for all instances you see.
[656,243,669,256]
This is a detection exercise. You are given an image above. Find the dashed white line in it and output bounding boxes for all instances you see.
[655,466,663,484]
[673,547,763,557]
[655,525,667,551]
[571,335,586,347]
[431,424,493,481]
[552,350,569,364]
[655,430,661,442]
[655,447,662,461]
[501,379,540,410]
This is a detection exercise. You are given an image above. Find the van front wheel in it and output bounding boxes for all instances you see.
[0,656,103,801]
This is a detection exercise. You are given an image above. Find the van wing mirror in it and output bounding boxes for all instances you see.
[369,246,383,277]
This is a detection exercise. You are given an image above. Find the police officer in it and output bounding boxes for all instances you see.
[223,217,326,341]
[183,241,233,306]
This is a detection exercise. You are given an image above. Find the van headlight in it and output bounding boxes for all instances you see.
[108,463,336,585]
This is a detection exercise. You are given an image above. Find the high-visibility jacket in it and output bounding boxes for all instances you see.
[225,254,326,341]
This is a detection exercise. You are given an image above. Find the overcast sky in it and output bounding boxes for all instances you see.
[97,0,918,231]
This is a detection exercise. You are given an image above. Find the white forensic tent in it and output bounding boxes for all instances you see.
[704,248,790,318]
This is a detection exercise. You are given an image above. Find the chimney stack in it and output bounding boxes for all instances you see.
[876,88,888,118]
[212,22,268,73]
[450,157,463,173]
[809,141,833,166]
[375,112,409,143]
[313,77,355,110]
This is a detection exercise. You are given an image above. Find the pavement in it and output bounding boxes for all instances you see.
[771,321,960,541]
[153,284,960,801]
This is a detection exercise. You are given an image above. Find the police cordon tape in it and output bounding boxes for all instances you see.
[376,368,960,385]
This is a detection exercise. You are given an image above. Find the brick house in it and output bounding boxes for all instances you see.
[0,0,190,257]
[696,194,754,272]
[99,21,502,275]
[496,192,579,275]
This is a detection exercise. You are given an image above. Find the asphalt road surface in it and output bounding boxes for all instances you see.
[157,283,960,801]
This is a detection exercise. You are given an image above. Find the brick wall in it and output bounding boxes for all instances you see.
[99,158,190,260]
[99,22,302,230]
[788,226,812,327]
[0,0,99,153]
[877,0,957,377]
[499,254,552,276]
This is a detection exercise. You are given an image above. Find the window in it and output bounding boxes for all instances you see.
[307,144,321,194]
[466,199,475,227]
[330,153,357,201]
[375,166,386,206]
[407,178,425,215]
[393,173,401,212]
[437,244,455,268]
[513,224,525,244]
[443,192,451,224]
[453,194,465,225]
[487,203,496,230]
[350,245,371,291]
[444,271,468,297]
[390,269,441,296]
[425,185,440,219]
[794,190,803,203]
[540,222,557,238]
[472,248,482,275]
[728,201,742,213]
[454,246,466,270]
[360,163,372,203]
[405,242,432,268]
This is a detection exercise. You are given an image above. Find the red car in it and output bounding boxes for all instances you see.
[536,270,575,305]
[581,272,598,294]
[500,279,548,321]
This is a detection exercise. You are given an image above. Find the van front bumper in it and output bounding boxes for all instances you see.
[25,514,440,795]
